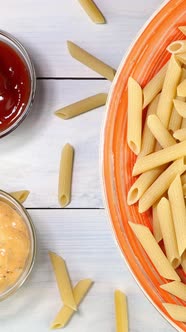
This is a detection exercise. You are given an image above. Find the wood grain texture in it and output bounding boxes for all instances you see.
[0,0,164,77]
[0,79,110,208]
[0,209,174,332]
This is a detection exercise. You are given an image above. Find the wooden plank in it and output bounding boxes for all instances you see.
[0,0,163,77]
[0,209,174,332]
[0,79,110,208]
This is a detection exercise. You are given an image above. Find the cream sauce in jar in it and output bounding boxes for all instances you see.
[0,201,30,292]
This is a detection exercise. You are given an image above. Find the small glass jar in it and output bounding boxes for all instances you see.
[0,30,36,138]
[0,190,36,301]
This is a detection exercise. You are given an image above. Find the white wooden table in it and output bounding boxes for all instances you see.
[0,1,175,331]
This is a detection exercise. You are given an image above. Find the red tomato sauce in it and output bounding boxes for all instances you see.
[0,41,31,131]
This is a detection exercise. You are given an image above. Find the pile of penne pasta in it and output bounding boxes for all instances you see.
[127,26,186,322]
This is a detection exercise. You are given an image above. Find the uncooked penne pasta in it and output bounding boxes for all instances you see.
[58,143,74,208]
[127,77,143,155]
[160,281,186,301]
[10,190,30,203]
[168,175,186,257]
[152,204,162,243]
[169,68,186,132]
[163,303,186,322]
[138,158,186,213]
[78,0,106,24]
[129,222,180,281]
[132,140,186,176]
[147,114,176,148]
[143,62,168,109]
[179,26,186,36]
[156,55,182,128]
[167,40,186,55]
[55,93,107,119]
[49,252,77,311]
[127,165,167,205]
[177,79,186,97]
[173,128,186,141]
[115,290,128,332]
[51,279,93,329]
[177,53,186,65]
[157,198,180,268]
[67,41,116,81]
[173,99,186,117]
[139,94,160,157]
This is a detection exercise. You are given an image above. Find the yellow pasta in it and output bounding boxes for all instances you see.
[143,63,168,109]
[167,40,186,55]
[179,26,186,36]
[147,114,176,148]
[138,158,186,213]
[156,55,182,128]
[129,222,180,281]
[49,252,77,311]
[115,290,128,332]
[168,175,186,257]
[161,281,186,301]
[58,143,74,208]
[177,53,186,65]
[127,165,167,205]
[127,77,143,155]
[78,0,105,24]
[132,141,186,176]
[152,204,162,243]
[173,99,186,117]
[67,41,116,81]
[157,198,180,268]
[51,279,93,329]
[10,190,30,203]
[177,79,186,97]
[55,93,107,119]
[173,128,186,141]
[139,94,160,157]
[163,303,186,322]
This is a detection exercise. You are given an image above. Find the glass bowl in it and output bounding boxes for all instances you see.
[0,30,36,138]
[0,190,36,301]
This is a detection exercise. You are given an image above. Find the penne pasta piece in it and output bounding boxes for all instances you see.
[167,40,186,55]
[163,303,186,322]
[160,281,186,301]
[173,99,186,117]
[78,0,106,24]
[51,279,93,329]
[129,222,180,281]
[143,63,168,109]
[156,55,182,128]
[177,53,186,65]
[157,198,180,268]
[132,140,186,176]
[139,94,160,157]
[127,77,143,155]
[168,175,186,257]
[179,26,186,36]
[138,158,186,213]
[152,203,163,243]
[55,93,107,119]
[49,252,77,311]
[115,290,128,332]
[177,79,186,97]
[10,190,30,203]
[173,128,186,141]
[147,114,176,148]
[58,143,74,208]
[127,165,167,205]
[67,41,116,81]
[169,68,186,132]
[181,117,186,128]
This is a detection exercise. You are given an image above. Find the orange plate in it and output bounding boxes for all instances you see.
[102,0,186,331]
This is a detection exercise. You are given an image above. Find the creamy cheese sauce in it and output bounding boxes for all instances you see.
[0,201,30,292]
